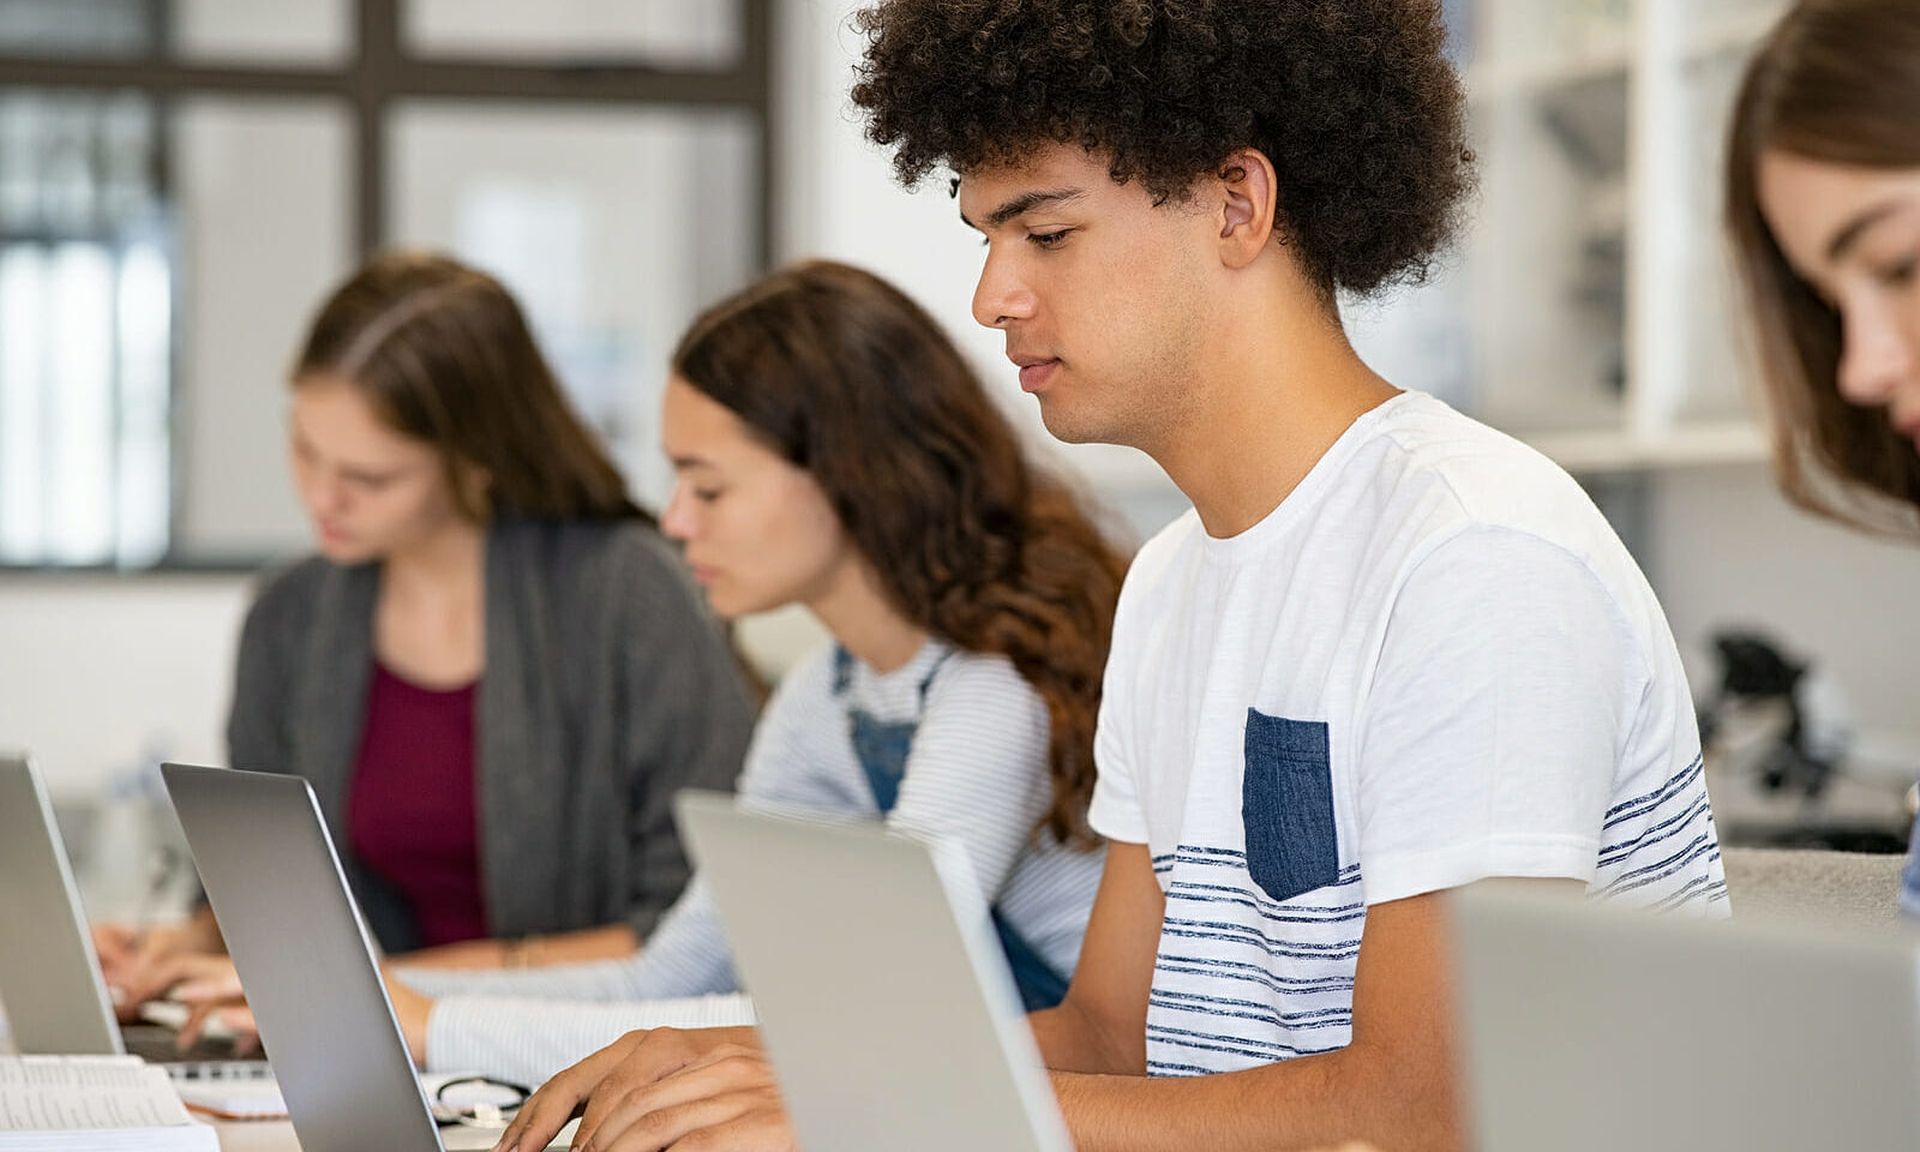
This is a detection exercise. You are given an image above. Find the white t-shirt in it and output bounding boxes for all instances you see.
[1088,391,1726,1077]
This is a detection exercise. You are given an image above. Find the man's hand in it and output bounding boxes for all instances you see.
[493,1026,761,1152]
[176,1000,259,1056]
[569,1042,794,1152]
[93,920,217,1021]
[117,951,243,1021]
[115,951,261,1056]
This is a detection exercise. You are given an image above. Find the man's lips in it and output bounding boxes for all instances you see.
[1010,354,1060,393]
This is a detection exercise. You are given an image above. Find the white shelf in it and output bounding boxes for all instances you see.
[1467,40,1631,103]
[1519,419,1768,474]
[1686,8,1781,64]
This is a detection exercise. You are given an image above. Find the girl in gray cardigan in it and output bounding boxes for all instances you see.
[98,253,755,1018]
[388,260,1128,1086]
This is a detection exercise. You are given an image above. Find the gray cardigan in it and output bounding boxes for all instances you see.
[225,518,754,953]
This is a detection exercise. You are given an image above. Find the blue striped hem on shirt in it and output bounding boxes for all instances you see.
[1649,871,1728,912]
[1166,886,1368,926]
[1154,954,1356,998]
[1147,1059,1221,1076]
[1150,991,1353,1032]
[1146,1023,1344,1062]
[1169,877,1367,913]
[1160,920,1362,959]
[1601,835,1721,898]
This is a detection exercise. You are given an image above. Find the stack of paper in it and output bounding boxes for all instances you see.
[0,1055,217,1151]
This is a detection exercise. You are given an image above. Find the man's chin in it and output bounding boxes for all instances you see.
[1035,395,1116,447]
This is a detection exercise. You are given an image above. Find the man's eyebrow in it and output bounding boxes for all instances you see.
[1827,200,1905,264]
[959,187,1088,232]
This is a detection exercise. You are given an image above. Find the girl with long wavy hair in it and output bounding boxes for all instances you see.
[384,260,1127,1087]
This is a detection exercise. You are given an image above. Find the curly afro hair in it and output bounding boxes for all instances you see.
[850,0,1474,297]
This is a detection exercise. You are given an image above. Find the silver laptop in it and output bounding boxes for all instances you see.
[161,762,568,1152]
[0,753,125,1056]
[0,753,263,1070]
[676,791,1073,1152]
[1455,882,1920,1151]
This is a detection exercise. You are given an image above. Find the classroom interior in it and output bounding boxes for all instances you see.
[3,0,1920,1148]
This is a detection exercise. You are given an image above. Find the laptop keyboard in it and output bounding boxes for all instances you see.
[121,1022,267,1070]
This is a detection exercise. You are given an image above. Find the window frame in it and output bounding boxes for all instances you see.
[0,0,775,572]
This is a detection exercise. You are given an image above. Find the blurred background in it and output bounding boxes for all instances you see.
[1,0,1916,912]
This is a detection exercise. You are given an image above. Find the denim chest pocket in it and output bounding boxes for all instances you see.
[1241,709,1339,903]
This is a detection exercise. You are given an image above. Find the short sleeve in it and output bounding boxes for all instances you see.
[1087,606,1147,845]
[1354,526,1647,905]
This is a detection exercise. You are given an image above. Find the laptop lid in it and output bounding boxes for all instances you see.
[1455,882,1920,1151]
[0,753,125,1056]
[161,762,465,1151]
[675,791,1073,1152]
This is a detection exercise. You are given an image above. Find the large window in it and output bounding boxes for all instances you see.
[0,0,771,567]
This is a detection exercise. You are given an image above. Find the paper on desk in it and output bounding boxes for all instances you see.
[0,1054,194,1130]
[174,1077,287,1121]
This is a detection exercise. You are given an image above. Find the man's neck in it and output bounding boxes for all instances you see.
[1149,289,1398,540]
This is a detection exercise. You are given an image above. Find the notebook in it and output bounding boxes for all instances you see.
[0,1054,217,1151]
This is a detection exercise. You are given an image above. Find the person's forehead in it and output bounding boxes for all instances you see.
[957,144,1113,210]
[1761,152,1920,266]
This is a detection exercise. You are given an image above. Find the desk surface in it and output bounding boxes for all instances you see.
[214,1120,300,1151]
[212,1119,528,1150]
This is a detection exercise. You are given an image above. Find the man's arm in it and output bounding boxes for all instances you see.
[1026,841,1162,1074]
[1052,891,1464,1152]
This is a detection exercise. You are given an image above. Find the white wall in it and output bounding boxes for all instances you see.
[0,574,250,795]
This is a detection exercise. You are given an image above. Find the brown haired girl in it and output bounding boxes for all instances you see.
[98,251,755,1021]
[381,260,1125,1089]
[1725,0,1920,916]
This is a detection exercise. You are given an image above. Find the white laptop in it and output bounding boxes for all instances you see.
[676,790,1074,1152]
[161,762,571,1152]
[1454,881,1920,1151]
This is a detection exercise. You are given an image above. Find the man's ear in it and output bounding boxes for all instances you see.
[1214,147,1280,270]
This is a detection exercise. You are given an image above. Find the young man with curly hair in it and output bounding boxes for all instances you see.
[497,3,1726,1150]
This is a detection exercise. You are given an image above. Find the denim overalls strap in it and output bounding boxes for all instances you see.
[831,645,1069,1011]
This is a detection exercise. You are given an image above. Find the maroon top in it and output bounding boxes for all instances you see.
[346,662,488,949]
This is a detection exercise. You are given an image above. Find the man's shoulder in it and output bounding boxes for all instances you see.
[1357,394,1624,566]
[1370,395,1593,519]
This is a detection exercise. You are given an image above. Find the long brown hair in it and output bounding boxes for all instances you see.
[294,250,644,523]
[1727,0,1920,531]
[673,260,1126,848]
